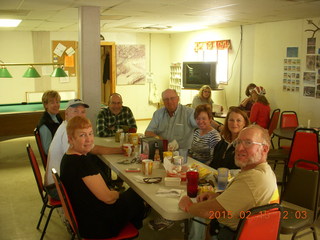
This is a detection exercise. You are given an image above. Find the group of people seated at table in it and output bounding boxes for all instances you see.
[36,84,276,239]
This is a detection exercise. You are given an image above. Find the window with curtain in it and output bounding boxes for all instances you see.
[194,40,231,85]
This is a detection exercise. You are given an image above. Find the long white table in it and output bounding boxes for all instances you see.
[95,137,193,221]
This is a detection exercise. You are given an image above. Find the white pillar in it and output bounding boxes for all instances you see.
[79,6,101,134]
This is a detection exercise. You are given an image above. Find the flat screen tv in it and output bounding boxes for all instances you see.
[182,62,217,90]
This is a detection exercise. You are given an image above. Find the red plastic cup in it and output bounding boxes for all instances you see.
[186,169,199,198]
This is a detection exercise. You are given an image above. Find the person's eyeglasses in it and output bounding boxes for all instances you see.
[233,139,265,148]
[117,158,138,164]
[143,177,162,184]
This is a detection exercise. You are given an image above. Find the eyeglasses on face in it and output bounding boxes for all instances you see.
[232,139,265,148]
[143,177,162,184]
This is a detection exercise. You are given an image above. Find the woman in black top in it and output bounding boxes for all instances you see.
[60,116,145,238]
[210,107,250,169]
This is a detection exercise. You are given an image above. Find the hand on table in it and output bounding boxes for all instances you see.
[178,195,193,212]
[196,192,218,202]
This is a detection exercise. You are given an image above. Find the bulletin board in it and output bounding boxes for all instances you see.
[52,40,78,77]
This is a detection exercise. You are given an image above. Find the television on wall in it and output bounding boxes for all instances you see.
[182,62,217,90]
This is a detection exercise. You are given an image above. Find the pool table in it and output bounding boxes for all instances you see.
[0,102,67,141]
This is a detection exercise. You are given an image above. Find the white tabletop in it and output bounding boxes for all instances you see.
[95,137,197,221]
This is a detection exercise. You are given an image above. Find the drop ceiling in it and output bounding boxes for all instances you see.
[0,0,320,33]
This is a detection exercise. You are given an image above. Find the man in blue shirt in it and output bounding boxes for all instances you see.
[145,89,197,150]
[146,89,198,231]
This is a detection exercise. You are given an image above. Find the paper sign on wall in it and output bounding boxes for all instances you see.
[64,55,75,67]
[54,43,67,57]
[66,47,75,56]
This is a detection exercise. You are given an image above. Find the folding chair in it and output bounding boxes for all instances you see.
[280,159,320,240]
[278,111,298,149]
[268,108,280,149]
[26,144,61,240]
[34,127,47,171]
[51,168,139,240]
[234,203,282,240]
[281,128,319,192]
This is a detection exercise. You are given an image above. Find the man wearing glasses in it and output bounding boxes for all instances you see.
[96,93,137,137]
[179,125,279,239]
[145,89,198,150]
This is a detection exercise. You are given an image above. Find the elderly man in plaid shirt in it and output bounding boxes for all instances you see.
[96,93,137,137]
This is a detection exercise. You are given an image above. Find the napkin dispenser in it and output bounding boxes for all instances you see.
[141,137,164,161]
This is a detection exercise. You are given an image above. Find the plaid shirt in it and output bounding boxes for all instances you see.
[96,106,137,137]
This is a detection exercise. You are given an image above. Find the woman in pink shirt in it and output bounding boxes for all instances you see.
[250,86,270,129]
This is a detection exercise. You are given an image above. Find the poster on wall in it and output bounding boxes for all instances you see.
[303,86,316,97]
[283,55,300,92]
[116,44,146,85]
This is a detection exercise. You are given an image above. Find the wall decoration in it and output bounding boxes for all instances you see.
[303,86,316,97]
[286,47,298,58]
[303,72,316,85]
[116,44,146,85]
[283,56,301,92]
[306,55,316,70]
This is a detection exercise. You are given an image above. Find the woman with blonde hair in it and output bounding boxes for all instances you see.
[191,85,214,109]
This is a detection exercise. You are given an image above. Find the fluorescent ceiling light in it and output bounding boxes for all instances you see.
[0,19,22,27]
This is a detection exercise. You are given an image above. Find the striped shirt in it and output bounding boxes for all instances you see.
[190,128,221,165]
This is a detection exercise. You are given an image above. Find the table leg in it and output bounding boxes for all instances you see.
[184,219,189,240]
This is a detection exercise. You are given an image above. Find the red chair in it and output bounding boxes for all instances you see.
[268,108,280,149]
[51,168,139,240]
[281,128,319,193]
[26,144,61,240]
[278,111,299,149]
[234,203,282,240]
[34,127,47,171]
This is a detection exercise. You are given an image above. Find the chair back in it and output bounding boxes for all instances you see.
[235,203,282,240]
[268,108,280,136]
[34,127,48,170]
[287,128,319,169]
[280,111,298,128]
[282,160,320,222]
[51,168,81,239]
[26,144,46,202]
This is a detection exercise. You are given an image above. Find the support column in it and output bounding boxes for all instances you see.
[79,6,101,134]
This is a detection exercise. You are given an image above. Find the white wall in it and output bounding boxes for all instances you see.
[1,16,320,127]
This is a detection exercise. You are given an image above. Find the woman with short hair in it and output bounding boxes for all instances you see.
[189,104,221,165]
[60,116,145,238]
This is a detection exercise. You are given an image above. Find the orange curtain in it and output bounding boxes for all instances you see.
[194,40,231,52]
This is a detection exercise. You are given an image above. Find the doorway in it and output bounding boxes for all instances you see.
[100,42,116,105]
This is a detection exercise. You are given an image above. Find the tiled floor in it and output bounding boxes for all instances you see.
[0,120,319,240]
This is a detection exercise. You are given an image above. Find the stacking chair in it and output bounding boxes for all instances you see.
[26,144,61,240]
[278,111,299,149]
[280,159,320,240]
[234,203,282,240]
[268,108,280,149]
[281,128,319,191]
[51,168,139,240]
[34,127,47,171]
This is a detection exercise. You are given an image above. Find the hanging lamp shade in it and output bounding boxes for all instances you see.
[23,66,41,78]
[0,66,12,78]
[51,66,68,77]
